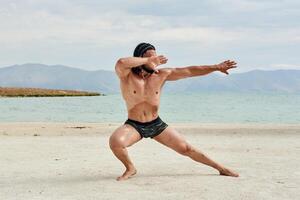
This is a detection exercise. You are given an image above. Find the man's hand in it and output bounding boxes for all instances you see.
[146,55,168,73]
[216,60,237,75]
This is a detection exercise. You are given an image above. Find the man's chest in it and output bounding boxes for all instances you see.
[127,75,162,95]
[120,74,164,105]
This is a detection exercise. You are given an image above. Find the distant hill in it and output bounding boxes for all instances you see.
[0,63,300,93]
[0,63,119,94]
[164,69,300,93]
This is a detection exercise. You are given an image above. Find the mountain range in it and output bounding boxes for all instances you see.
[0,63,299,94]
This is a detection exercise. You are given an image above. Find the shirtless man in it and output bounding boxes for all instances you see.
[109,42,239,181]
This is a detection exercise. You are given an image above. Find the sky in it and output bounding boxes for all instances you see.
[0,0,299,72]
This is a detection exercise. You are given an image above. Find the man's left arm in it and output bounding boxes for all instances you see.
[163,60,237,81]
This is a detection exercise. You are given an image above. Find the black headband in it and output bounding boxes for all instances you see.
[133,42,156,57]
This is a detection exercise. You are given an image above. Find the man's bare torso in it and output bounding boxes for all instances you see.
[120,70,168,122]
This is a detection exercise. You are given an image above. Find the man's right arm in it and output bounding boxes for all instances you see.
[115,55,168,79]
[115,57,149,79]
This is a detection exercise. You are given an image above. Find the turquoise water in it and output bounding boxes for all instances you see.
[0,92,299,123]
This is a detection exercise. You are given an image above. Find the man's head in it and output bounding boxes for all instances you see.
[132,42,157,75]
[133,42,156,57]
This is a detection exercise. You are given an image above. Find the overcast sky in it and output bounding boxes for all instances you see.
[0,0,299,72]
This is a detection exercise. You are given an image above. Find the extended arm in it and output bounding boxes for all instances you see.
[115,57,149,78]
[165,60,237,81]
[115,55,168,79]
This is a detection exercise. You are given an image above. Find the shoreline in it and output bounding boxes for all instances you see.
[1,122,299,136]
[0,87,101,97]
[1,121,300,127]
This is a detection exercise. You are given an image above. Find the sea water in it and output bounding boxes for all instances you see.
[0,92,299,123]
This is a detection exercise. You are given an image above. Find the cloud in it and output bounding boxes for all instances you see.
[1,5,298,46]
[0,0,299,70]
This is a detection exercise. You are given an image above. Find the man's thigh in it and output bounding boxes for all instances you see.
[153,126,188,150]
[109,124,142,148]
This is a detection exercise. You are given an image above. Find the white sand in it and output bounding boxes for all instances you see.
[0,123,299,200]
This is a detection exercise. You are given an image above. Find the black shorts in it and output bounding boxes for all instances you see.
[124,116,168,138]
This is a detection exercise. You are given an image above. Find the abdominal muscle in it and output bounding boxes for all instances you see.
[126,101,159,122]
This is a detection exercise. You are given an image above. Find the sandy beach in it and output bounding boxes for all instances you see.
[0,122,299,200]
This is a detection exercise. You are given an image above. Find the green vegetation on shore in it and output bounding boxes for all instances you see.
[0,87,101,97]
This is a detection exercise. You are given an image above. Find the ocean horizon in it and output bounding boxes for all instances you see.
[0,92,299,124]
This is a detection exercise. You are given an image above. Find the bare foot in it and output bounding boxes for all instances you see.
[116,168,137,181]
[219,167,239,177]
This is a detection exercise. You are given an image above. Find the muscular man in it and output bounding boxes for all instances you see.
[109,42,239,181]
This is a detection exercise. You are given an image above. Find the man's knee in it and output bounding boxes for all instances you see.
[177,143,195,156]
[109,134,126,150]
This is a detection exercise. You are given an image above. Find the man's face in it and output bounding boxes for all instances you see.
[136,49,157,77]
[142,49,156,58]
